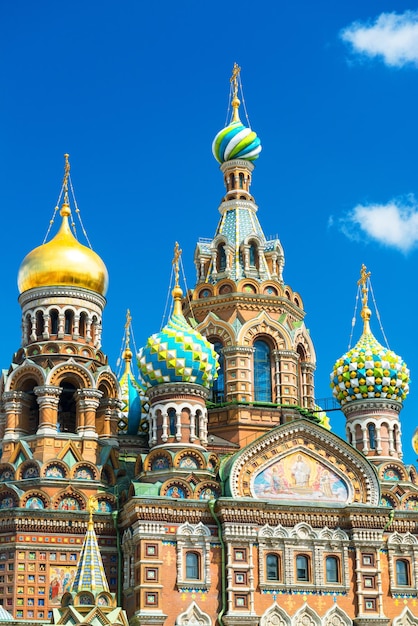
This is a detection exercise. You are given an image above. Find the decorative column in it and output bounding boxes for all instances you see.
[3,391,30,441]
[34,385,63,435]
[75,389,102,439]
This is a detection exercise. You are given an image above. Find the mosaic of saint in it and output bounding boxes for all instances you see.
[252,452,349,503]
[49,566,76,605]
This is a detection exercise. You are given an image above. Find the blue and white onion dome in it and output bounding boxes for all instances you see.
[330,305,410,406]
[138,286,219,388]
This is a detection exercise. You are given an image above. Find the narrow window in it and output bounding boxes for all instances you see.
[368,423,376,450]
[36,311,44,337]
[79,312,87,337]
[254,340,272,402]
[239,172,244,189]
[64,310,73,335]
[229,173,235,190]
[212,342,224,402]
[296,555,309,582]
[266,554,279,581]
[195,410,201,438]
[249,243,256,267]
[50,310,59,335]
[185,552,199,580]
[168,408,176,436]
[325,556,339,583]
[217,244,226,272]
[396,559,410,586]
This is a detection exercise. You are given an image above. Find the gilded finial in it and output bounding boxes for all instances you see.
[87,496,97,530]
[230,62,241,123]
[61,153,71,217]
[123,309,133,370]
[172,242,183,315]
[358,264,372,334]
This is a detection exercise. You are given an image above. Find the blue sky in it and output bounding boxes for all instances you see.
[1,1,418,462]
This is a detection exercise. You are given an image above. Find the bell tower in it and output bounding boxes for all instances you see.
[184,65,317,448]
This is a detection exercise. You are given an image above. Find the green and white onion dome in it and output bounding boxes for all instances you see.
[212,120,262,164]
[138,287,218,389]
[330,331,410,406]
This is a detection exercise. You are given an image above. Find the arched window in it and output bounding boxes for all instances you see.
[296,555,309,582]
[396,559,410,586]
[266,554,279,581]
[229,173,235,190]
[254,340,272,402]
[64,310,74,335]
[325,556,339,583]
[212,341,224,403]
[79,312,87,337]
[195,410,201,438]
[217,244,226,272]
[58,382,77,433]
[168,408,176,436]
[50,309,59,335]
[25,314,32,343]
[185,552,200,580]
[249,243,257,267]
[368,423,376,450]
[239,172,244,189]
[36,311,44,337]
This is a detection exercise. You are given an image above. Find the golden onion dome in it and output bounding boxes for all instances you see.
[18,202,108,296]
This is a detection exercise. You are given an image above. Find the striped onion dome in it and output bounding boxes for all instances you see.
[212,120,262,164]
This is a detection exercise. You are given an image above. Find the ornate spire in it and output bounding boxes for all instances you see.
[61,153,71,217]
[172,241,183,315]
[122,309,133,373]
[230,62,241,123]
[71,497,110,594]
[358,264,372,335]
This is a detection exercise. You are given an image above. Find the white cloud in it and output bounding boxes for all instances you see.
[340,197,418,252]
[341,11,418,67]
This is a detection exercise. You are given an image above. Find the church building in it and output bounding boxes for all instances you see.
[0,65,418,626]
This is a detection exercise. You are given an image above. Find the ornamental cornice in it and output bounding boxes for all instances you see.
[343,399,402,418]
[130,613,168,626]
[147,383,209,402]
[223,346,254,355]
[220,158,255,172]
[272,349,299,359]
[19,287,106,309]
[34,385,62,398]
[218,198,258,215]
[191,295,304,318]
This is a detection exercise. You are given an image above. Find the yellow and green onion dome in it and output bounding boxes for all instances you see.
[18,202,108,296]
[212,120,262,164]
[138,286,218,389]
[330,330,410,407]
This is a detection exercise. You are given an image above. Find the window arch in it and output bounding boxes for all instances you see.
[36,311,44,337]
[185,552,200,580]
[212,341,224,403]
[168,408,176,436]
[79,312,87,337]
[58,382,77,433]
[216,244,226,272]
[50,309,59,335]
[368,423,376,450]
[64,310,74,335]
[396,559,410,586]
[296,555,310,582]
[249,242,257,268]
[325,556,339,583]
[266,553,280,581]
[254,340,272,402]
